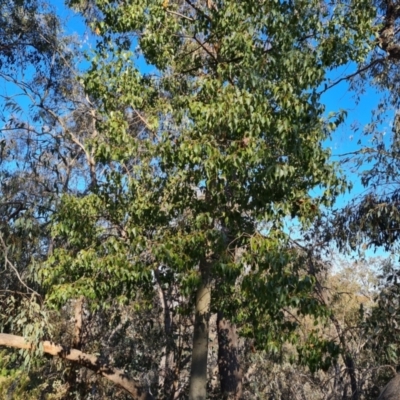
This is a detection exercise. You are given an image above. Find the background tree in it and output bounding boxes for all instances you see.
[326,0,400,254]
[325,2,400,393]
[0,1,146,398]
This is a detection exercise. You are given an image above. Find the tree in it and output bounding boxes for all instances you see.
[36,0,377,398]
[0,1,131,398]
[326,0,400,255]
[0,0,80,346]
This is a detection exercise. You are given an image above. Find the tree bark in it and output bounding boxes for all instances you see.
[0,333,154,400]
[66,296,86,397]
[342,351,359,400]
[155,268,176,398]
[217,312,243,400]
[378,373,400,400]
[209,313,220,393]
[188,275,211,400]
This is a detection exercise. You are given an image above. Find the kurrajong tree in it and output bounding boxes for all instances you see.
[15,0,377,399]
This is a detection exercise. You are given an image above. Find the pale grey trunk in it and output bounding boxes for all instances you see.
[155,268,176,398]
[73,296,85,349]
[378,374,400,400]
[188,276,211,400]
[67,296,85,396]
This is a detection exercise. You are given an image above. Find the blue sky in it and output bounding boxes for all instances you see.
[322,73,383,205]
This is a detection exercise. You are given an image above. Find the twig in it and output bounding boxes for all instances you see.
[166,9,194,21]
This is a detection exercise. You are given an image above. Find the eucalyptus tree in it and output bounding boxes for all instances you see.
[0,0,94,315]
[300,5,400,397]
[0,1,118,398]
[326,0,400,254]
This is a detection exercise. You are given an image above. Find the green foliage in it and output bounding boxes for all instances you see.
[362,259,400,366]
[331,125,400,252]
[40,0,377,372]
[4,0,397,398]
[0,350,52,400]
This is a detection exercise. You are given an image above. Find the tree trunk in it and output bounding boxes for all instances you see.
[209,313,220,393]
[328,315,358,400]
[73,295,85,349]
[155,268,176,398]
[217,312,243,400]
[66,296,85,397]
[343,353,359,400]
[0,333,154,400]
[188,275,211,400]
[378,373,400,400]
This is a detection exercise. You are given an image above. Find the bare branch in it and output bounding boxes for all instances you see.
[319,58,384,95]
[0,333,154,400]
[165,9,194,21]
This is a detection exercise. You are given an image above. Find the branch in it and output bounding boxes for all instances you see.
[184,0,212,22]
[319,58,384,95]
[0,333,154,400]
[165,9,194,21]
[0,233,40,297]
[193,36,218,62]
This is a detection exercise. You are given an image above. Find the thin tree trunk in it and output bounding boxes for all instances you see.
[217,312,243,400]
[209,313,220,394]
[343,352,359,400]
[66,296,85,397]
[188,273,211,400]
[0,333,154,400]
[155,267,176,398]
[328,310,358,400]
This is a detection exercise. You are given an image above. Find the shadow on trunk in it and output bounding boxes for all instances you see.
[217,312,243,400]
